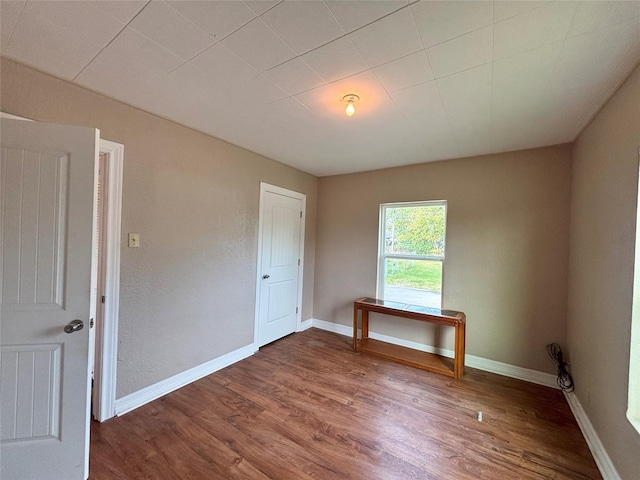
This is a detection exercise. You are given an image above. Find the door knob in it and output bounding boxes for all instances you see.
[64,319,84,334]
[262,274,270,279]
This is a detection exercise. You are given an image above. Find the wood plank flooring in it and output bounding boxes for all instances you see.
[89,328,601,479]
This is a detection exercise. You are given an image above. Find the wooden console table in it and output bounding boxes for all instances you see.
[353,297,466,379]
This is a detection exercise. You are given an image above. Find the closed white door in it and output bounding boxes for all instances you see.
[257,187,304,347]
[1,119,98,480]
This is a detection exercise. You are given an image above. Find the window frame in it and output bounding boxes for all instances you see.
[377,200,447,308]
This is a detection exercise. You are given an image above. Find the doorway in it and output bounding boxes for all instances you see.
[255,183,306,348]
[91,139,123,422]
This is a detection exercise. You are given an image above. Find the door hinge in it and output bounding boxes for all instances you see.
[296,307,299,314]
[90,318,94,328]
[300,211,302,218]
[298,259,300,266]
[101,295,106,304]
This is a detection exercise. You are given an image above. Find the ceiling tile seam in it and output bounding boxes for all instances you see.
[257,0,346,59]
[363,53,495,99]
[323,66,374,98]
[363,1,434,141]
[7,3,117,67]
[247,16,297,71]
[420,19,495,54]
[159,1,224,47]
[364,47,416,134]
[432,79,461,159]
[265,73,316,100]
[297,44,444,100]
[368,70,424,149]
[125,23,215,64]
[429,55,496,82]
[174,0,330,74]
[255,31,354,77]
[374,48,430,75]
[384,52,494,96]
[413,1,569,59]
[429,63,462,159]
[72,0,152,82]
[304,38,370,88]
[324,1,413,37]
[243,0,283,17]
[566,15,640,42]
[167,11,262,75]
[265,55,374,101]
[316,0,349,40]
[492,1,553,26]
[570,36,640,141]
[406,2,438,88]
[260,74,294,104]
[322,0,346,35]
[523,3,580,149]
[3,0,27,52]
[338,8,423,76]
[291,1,415,60]
[408,2,426,51]
[260,1,417,77]
[270,95,310,111]
[345,31,375,74]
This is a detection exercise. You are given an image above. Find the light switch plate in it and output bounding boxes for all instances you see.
[128,233,140,248]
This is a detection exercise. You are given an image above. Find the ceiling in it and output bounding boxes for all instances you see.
[1,1,639,177]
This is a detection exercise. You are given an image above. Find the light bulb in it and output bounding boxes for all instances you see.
[342,94,359,117]
[345,101,355,117]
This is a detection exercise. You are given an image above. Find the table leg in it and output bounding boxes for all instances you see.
[454,323,466,379]
[353,304,358,351]
[362,309,369,340]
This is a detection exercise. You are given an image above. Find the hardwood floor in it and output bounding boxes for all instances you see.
[90,328,601,479]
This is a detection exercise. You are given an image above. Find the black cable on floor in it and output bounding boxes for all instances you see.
[546,343,575,392]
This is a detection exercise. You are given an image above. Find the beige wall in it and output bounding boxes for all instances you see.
[569,64,640,480]
[314,145,572,373]
[0,58,318,398]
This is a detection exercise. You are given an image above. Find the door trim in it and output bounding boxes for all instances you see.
[254,182,306,351]
[93,139,123,422]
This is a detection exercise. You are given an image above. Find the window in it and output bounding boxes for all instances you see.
[378,201,447,308]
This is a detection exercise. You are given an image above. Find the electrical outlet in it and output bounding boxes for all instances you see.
[128,233,140,248]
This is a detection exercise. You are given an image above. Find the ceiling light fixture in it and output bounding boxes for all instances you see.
[342,94,359,117]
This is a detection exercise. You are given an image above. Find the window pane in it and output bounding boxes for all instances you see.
[384,205,446,256]
[384,259,442,308]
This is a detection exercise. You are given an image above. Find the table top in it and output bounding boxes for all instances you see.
[355,297,464,320]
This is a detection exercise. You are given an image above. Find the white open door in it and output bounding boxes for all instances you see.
[1,118,99,479]
[256,184,305,347]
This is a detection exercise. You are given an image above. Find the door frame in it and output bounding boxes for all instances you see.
[254,182,306,350]
[92,139,123,422]
[0,112,122,422]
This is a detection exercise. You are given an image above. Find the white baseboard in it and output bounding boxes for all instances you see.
[309,318,557,389]
[564,392,622,480]
[312,318,619,480]
[312,318,353,336]
[114,343,255,416]
[465,354,557,388]
[111,318,617,480]
[297,318,313,332]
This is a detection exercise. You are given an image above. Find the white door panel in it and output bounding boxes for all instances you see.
[257,188,303,347]
[1,118,98,480]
